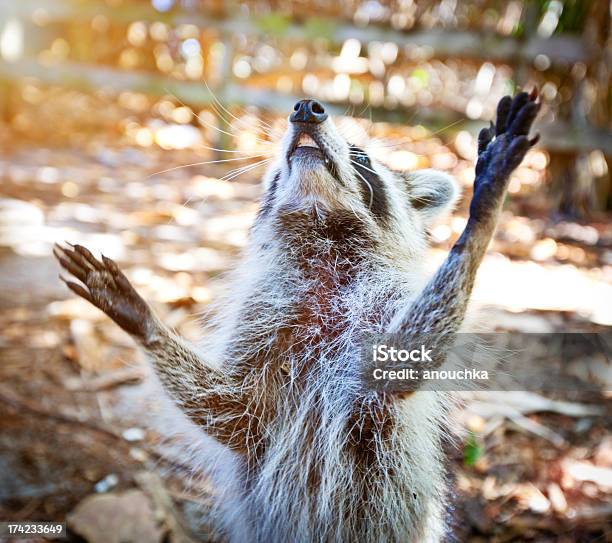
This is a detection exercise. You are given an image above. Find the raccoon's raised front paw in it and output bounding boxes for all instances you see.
[54,243,154,341]
[470,89,540,220]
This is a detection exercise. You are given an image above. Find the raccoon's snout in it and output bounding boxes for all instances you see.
[290,99,328,124]
[286,100,342,183]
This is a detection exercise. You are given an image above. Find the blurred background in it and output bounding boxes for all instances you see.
[0,1,611,541]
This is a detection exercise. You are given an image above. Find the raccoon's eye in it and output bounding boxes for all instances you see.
[349,145,371,167]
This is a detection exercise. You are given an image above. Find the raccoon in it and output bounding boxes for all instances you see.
[55,91,539,542]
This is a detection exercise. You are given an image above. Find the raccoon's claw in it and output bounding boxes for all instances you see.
[477,89,540,160]
[470,90,540,221]
[54,243,154,340]
[477,121,495,155]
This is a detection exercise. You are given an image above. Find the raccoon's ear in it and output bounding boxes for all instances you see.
[404,169,460,225]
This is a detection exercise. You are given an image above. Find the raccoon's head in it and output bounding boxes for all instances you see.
[254,99,459,264]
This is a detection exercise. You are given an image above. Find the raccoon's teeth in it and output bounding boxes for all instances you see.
[297,134,317,147]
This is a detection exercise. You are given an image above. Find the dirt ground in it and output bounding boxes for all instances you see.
[1,133,611,542]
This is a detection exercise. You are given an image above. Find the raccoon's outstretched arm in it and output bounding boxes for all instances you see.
[389,91,540,371]
[54,244,251,450]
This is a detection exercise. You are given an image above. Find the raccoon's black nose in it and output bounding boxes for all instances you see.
[290,99,328,124]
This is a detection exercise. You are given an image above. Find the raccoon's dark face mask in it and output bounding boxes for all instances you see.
[255,99,459,237]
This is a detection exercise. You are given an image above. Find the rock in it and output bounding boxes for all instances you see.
[67,490,165,543]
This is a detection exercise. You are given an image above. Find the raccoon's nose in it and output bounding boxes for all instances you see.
[290,99,328,124]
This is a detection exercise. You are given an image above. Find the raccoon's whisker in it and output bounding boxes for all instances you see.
[342,103,355,118]
[370,138,396,149]
[349,159,382,178]
[346,200,367,224]
[368,109,374,129]
[196,144,273,154]
[376,119,465,151]
[369,137,409,150]
[147,155,267,178]
[204,79,276,133]
[222,162,272,182]
[252,114,278,135]
[356,101,371,119]
[202,80,282,141]
[220,165,266,183]
[370,109,420,143]
[222,156,273,175]
[221,158,274,182]
[338,127,366,143]
[411,195,431,205]
[164,87,276,146]
[350,160,375,210]
[425,119,464,139]
[162,88,245,141]
[235,158,274,175]
[209,98,279,143]
[167,195,196,224]
[313,200,322,222]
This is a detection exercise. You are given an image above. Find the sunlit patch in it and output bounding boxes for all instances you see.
[61,182,79,198]
[237,131,262,154]
[191,286,212,303]
[192,176,235,200]
[127,22,147,47]
[454,131,477,161]
[0,18,23,62]
[473,255,612,326]
[332,74,351,100]
[451,217,468,234]
[36,167,60,184]
[135,128,154,147]
[507,176,521,193]
[430,224,451,243]
[202,211,257,247]
[336,117,369,147]
[526,150,548,171]
[156,247,228,273]
[171,106,193,124]
[385,150,419,171]
[530,238,557,261]
[155,124,202,150]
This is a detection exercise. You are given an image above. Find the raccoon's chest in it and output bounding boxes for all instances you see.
[227,248,391,378]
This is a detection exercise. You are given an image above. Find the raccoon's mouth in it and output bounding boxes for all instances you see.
[287,132,341,183]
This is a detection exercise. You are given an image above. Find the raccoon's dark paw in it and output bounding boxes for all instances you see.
[471,90,540,219]
[54,243,154,340]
